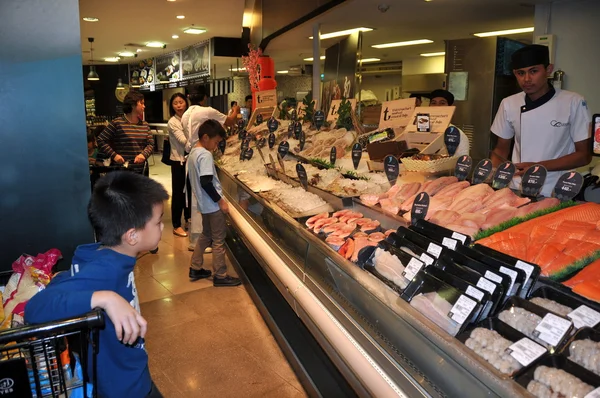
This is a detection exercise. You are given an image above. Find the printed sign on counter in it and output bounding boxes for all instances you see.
[255,89,278,108]
[405,106,456,134]
[352,143,362,170]
[444,126,461,156]
[242,148,254,161]
[287,123,294,139]
[299,131,306,151]
[278,141,290,158]
[378,98,417,130]
[330,147,337,166]
[296,163,308,190]
[267,117,278,133]
[522,165,548,197]
[492,161,516,190]
[417,113,431,132]
[472,159,493,185]
[294,122,302,140]
[384,155,400,184]
[411,192,430,226]
[455,155,473,182]
[554,171,583,201]
[314,110,325,130]
[327,99,357,122]
[268,133,276,149]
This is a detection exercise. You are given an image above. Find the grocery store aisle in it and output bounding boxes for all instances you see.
[137,156,307,398]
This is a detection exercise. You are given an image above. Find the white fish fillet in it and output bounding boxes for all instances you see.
[410,292,461,336]
[372,248,409,289]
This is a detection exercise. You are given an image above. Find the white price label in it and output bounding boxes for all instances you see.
[402,258,425,280]
[442,237,458,250]
[515,260,534,283]
[420,253,434,266]
[499,266,518,295]
[585,387,600,398]
[427,242,443,258]
[484,271,503,284]
[448,294,477,325]
[534,313,572,347]
[477,277,498,295]
[452,232,467,244]
[507,338,546,367]
[466,286,485,301]
[568,305,600,329]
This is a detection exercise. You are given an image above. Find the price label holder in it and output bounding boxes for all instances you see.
[237,119,245,131]
[257,137,266,148]
[402,258,425,281]
[427,242,443,259]
[472,159,493,185]
[515,260,534,285]
[291,109,297,121]
[444,126,461,156]
[256,114,263,124]
[448,294,477,326]
[267,117,278,133]
[238,129,247,141]
[417,113,431,132]
[352,143,362,170]
[278,141,290,159]
[296,163,308,190]
[553,171,584,202]
[476,277,498,295]
[465,286,485,302]
[330,147,337,166]
[533,313,572,347]
[299,131,306,151]
[521,164,547,198]
[242,148,254,161]
[420,253,434,266]
[314,110,325,130]
[455,155,473,182]
[268,133,276,149]
[507,338,546,367]
[442,237,458,250]
[241,138,250,152]
[218,139,226,155]
[294,122,302,140]
[411,192,430,226]
[287,123,294,139]
[492,161,516,190]
[239,149,246,161]
[568,305,600,329]
[384,155,400,185]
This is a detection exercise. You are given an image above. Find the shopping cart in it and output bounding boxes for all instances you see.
[0,309,105,398]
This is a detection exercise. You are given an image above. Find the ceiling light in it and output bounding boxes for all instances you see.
[183,28,206,35]
[372,39,433,49]
[359,58,381,63]
[167,0,176,2]
[303,56,326,62]
[420,52,446,57]
[229,67,246,72]
[172,35,179,39]
[104,57,121,62]
[176,15,185,19]
[309,27,373,40]
[146,42,164,48]
[473,27,534,37]
[82,17,99,22]
[118,51,135,57]
[116,78,125,90]
[136,49,142,53]
[277,70,289,74]
[87,66,100,81]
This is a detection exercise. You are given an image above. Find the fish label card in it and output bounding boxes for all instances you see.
[239,149,246,161]
[267,117,278,133]
[455,155,473,182]
[515,260,535,284]
[330,147,337,166]
[411,192,430,226]
[476,277,497,295]
[444,126,461,156]
[522,164,547,197]
[507,338,546,367]
[427,242,443,258]
[256,114,263,124]
[291,109,297,121]
[296,163,308,190]
[352,143,362,170]
[533,313,572,347]
[237,119,245,131]
[384,155,400,184]
[472,159,493,185]
[420,253,434,266]
[294,122,302,140]
[417,113,431,132]
[492,161,516,190]
[452,232,467,244]
[268,133,276,149]
[218,139,226,154]
[287,123,294,139]
[402,257,425,281]
[314,110,325,130]
[448,294,477,325]
[465,286,485,302]
[299,131,306,151]
[257,137,266,148]
[242,148,254,161]
[241,138,250,152]
[568,305,600,329]
[553,171,583,202]
[238,129,247,141]
[278,141,290,159]
[442,237,458,250]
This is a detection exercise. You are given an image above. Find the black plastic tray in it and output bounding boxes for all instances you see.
[529,285,600,331]
[408,224,464,250]
[395,226,446,259]
[515,354,600,393]
[413,218,473,246]
[385,232,437,267]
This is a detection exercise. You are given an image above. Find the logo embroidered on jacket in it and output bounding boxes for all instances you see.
[551,120,570,128]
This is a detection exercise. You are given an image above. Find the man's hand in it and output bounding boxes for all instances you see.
[134,154,146,164]
[113,154,125,164]
[514,162,535,176]
[232,105,241,115]
[91,291,147,345]
[219,198,230,214]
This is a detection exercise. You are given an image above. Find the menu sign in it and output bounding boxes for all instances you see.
[405,106,456,134]
[327,99,357,122]
[255,89,278,108]
[181,41,210,80]
[378,98,417,130]
[129,59,155,87]
[155,51,181,83]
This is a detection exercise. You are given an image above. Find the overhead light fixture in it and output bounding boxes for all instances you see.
[473,27,534,37]
[303,56,326,62]
[167,0,176,2]
[136,49,143,53]
[118,51,135,57]
[229,67,246,72]
[184,27,206,35]
[172,35,179,39]
[420,52,446,57]
[146,41,164,48]
[116,78,125,90]
[359,58,381,63]
[82,17,99,22]
[309,27,373,40]
[87,38,99,81]
[104,57,121,63]
[176,15,185,19]
[277,70,289,74]
[372,39,433,49]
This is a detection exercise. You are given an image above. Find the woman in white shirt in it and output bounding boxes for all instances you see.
[168,93,190,237]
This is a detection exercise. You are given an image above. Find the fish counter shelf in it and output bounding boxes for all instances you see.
[219,167,535,398]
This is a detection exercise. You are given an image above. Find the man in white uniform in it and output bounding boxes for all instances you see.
[490,44,591,197]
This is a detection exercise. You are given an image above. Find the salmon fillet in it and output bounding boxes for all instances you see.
[488,238,527,260]
[573,280,600,303]
[533,243,566,268]
[563,259,600,288]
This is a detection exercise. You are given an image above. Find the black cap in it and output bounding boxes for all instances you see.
[429,89,454,105]
[511,44,550,70]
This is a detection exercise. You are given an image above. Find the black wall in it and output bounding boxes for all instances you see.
[83,65,129,117]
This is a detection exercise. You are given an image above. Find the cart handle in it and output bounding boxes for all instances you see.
[0,310,105,344]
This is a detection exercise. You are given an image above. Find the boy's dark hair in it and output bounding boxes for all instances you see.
[230,101,237,107]
[189,86,207,105]
[88,172,169,247]
[197,119,226,140]
[123,91,145,114]
[169,93,188,117]
[245,95,252,102]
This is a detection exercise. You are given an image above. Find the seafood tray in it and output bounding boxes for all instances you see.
[413,218,473,246]
[564,328,600,376]
[385,232,437,267]
[259,190,334,219]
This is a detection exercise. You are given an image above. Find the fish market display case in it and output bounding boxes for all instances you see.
[218,167,531,397]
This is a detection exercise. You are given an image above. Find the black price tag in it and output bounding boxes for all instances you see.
[299,131,306,151]
[384,155,400,184]
[352,143,362,170]
[444,126,461,156]
[256,114,263,124]
[455,155,473,181]
[330,147,337,166]
[278,141,290,158]
[472,159,493,185]
[287,123,294,139]
[411,192,430,226]
[522,164,547,197]
[238,129,246,141]
[237,119,245,130]
[554,171,583,201]
[296,163,308,190]
[492,161,516,189]
[294,122,302,140]
[0,358,33,398]
[268,133,276,149]
[268,117,278,133]
[257,137,266,148]
[291,109,297,121]
[239,149,246,161]
[242,148,254,161]
[314,110,325,130]
[241,138,250,152]
[218,139,226,154]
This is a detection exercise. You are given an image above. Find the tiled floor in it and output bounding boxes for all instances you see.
[140,157,307,397]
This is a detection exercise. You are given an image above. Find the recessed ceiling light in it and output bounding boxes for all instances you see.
[167,0,176,2]
[277,70,289,74]
[303,56,326,62]
[420,52,446,57]
[229,67,246,72]
[372,39,433,49]
[82,17,99,22]
[136,49,142,53]
[473,27,534,37]
[172,35,179,39]
[360,58,381,63]
[176,15,185,19]
[146,42,164,48]
[309,27,373,40]
[118,51,135,57]
[184,28,207,35]
[104,57,121,62]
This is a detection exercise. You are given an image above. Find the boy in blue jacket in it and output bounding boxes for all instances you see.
[25,171,169,398]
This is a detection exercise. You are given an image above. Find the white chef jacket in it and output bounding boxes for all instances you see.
[181,105,227,152]
[491,88,591,197]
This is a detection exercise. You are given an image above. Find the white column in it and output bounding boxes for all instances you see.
[312,23,321,110]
